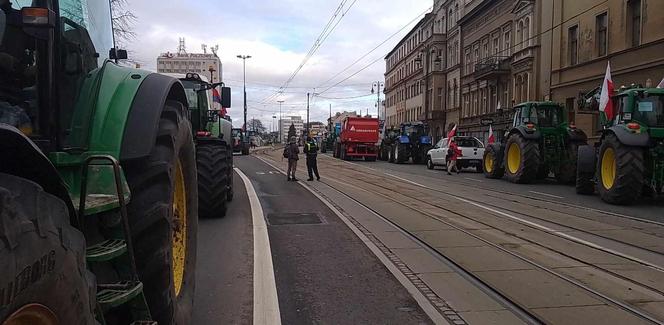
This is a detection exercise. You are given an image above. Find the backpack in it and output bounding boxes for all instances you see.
[283,146,289,158]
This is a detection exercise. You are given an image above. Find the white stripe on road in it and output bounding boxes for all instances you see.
[235,168,282,325]
[528,190,564,199]
[464,177,483,182]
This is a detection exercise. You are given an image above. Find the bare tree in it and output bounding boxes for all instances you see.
[110,0,137,48]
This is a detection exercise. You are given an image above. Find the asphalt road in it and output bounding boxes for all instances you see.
[318,154,664,223]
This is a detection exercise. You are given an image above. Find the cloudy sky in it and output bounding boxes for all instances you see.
[125,0,432,128]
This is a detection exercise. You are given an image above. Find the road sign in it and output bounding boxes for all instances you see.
[480,118,494,126]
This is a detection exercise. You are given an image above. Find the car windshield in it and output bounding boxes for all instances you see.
[634,95,664,127]
[456,137,482,148]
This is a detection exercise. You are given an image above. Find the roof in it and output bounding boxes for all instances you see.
[385,13,434,59]
[514,101,562,108]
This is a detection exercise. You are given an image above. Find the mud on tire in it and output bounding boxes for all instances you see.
[123,100,198,325]
[0,173,96,324]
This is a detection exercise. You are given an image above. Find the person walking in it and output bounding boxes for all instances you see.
[304,136,320,181]
[446,137,463,175]
[285,136,300,181]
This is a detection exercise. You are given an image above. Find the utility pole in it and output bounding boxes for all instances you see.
[277,100,284,143]
[236,54,252,135]
[306,93,310,139]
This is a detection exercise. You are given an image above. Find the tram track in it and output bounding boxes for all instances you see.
[258,151,664,323]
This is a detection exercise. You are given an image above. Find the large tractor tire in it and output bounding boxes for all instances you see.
[320,141,327,154]
[556,141,584,184]
[124,100,198,325]
[388,146,395,163]
[226,147,235,202]
[597,134,644,205]
[483,144,505,179]
[504,134,540,184]
[576,145,596,195]
[196,141,229,218]
[241,145,249,156]
[0,173,96,324]
[395,142,409,164]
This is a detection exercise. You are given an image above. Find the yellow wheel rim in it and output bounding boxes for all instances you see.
[172,159,187,297]
[484,153,494,173]
[507,142,521,174]
[3,304,58,325]
[601,147,616,190]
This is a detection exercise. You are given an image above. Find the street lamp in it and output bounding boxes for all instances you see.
[277,100,284,143]
[371,82,384,120]
[237,54,252,135]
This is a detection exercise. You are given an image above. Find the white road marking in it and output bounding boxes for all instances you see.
[528,190,564,199]
[235,168,282,325]
[464,177,483,182]
[256,172,266,175]
[255,156,450,325]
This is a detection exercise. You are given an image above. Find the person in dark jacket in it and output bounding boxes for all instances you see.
[304,136,320,181]
[286,136,300,181]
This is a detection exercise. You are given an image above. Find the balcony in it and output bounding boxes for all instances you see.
[474,56,511,80]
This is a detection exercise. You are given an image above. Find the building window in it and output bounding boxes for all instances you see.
[628,0,641,47]
[504,31,511,56]
[596,13,608,56]
[568,25,578,66]
[523,17,530,47]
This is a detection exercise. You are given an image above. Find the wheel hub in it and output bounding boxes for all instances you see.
[507,142,521,174]
[601,147,617,190]
[3,304,58,325]
[484,153,494,173]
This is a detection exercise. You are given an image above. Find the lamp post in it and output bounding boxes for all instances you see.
[272,115,277,142]
[371,82,384,120]
[236,54,251,135]
[277,100,284,143]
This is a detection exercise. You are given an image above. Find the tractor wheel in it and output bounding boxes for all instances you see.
[226,147,235,202]
[124,100,198,325]
[417,145,432,165]
[388,146,395,163]
[241,145,249,155]
[196,141,229,218]
[576,145,596,195]
[504,134,539,184]
[426,156,435,170]
[396,143,409,164]
[321,142,327,154]
[556,141,583,184]
[0,173,96,325]
[483,145,504,179]
[597,134,644,205]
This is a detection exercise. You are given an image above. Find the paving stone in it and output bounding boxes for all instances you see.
[419,273,505,312]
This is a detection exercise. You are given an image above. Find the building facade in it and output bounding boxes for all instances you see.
[438,0,463,136]
[279,116,304,141]
[544,0,664,138]
[458,0,541,142]
[384,13,448,142]
[157,39,223,83]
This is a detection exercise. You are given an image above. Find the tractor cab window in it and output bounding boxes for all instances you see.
[0,2,46,137]
[181,80,209,110]
[522,105,562,127]
[58,0,114,150]
[634,95,664,127]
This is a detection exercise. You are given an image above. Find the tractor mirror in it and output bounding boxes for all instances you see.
[220,87,231,108]
[0,10,6,46]
[110,48,128,60]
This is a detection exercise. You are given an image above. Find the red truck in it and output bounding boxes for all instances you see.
[333,116,380,161]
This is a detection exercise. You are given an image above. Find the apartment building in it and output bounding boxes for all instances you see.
[279,116,304,141]
[438,0,462,134]
[157,39,223,83]
[544,0,664,137]
[384,13,448,141]
[458,0,540,141]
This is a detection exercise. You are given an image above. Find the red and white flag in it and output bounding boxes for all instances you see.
[487,124,495,144]
[447,124,457,138]
[599,62,615,120]
[657,77,664,89]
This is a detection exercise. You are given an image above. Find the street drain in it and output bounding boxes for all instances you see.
[267,213,324,226]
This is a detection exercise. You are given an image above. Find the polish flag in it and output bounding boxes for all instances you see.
[657,77,664,89]
[447,124,457,138]
[487,124,495,144]
[599,62,615,120]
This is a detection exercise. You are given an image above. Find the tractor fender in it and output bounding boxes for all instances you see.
[512,126,541,140]
[576,145,597,174]
[603,126,650,147]
[121,73,188,161]
[567,128,588,142]
[398,135,411,144]
[0,125,75,219]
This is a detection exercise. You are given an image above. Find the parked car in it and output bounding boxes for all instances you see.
[426,136,485,172]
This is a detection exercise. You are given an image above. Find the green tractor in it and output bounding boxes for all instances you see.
[176,73,234,218]
[576,86,664,204]
[378,127,399,162]
[1,2,197,324]
[483,102,588,184]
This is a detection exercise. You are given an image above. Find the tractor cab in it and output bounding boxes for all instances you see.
[511,102,567,132]
[401,121,430,144]
[612,87,664,137]
[176,72,231,138]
